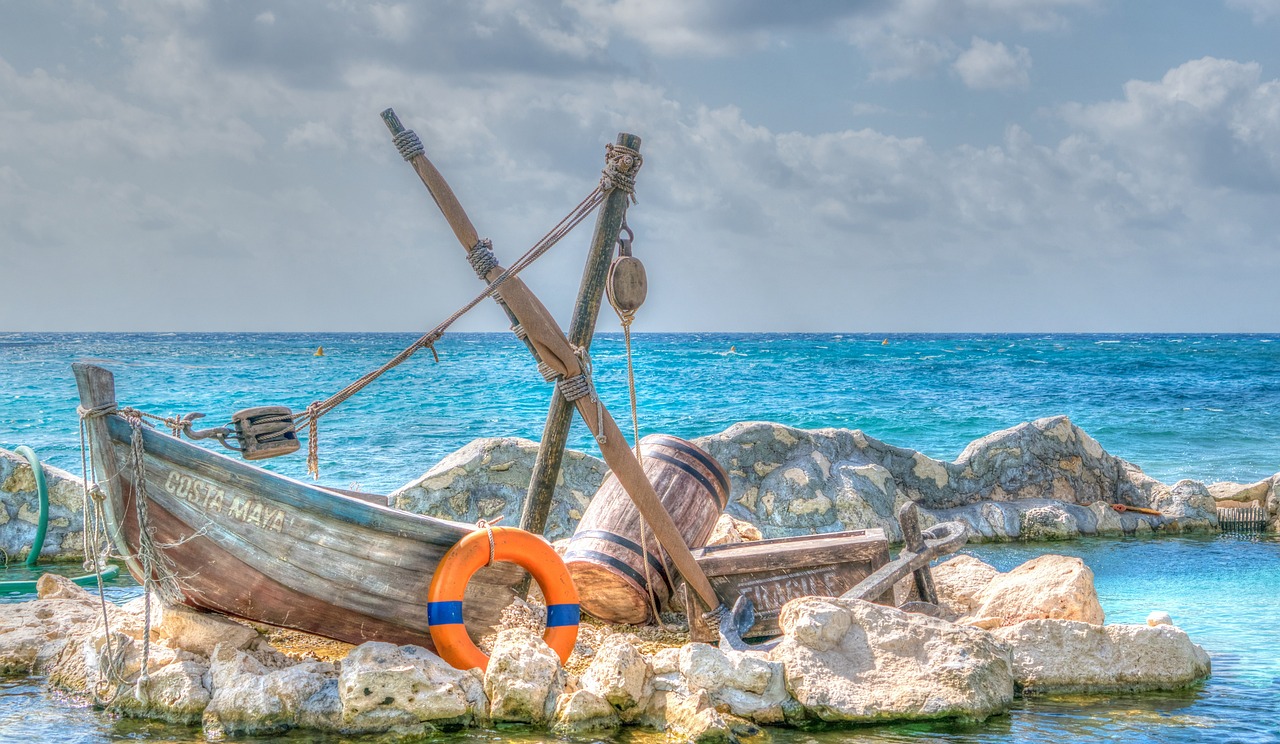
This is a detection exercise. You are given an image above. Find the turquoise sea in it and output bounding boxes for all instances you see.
[3,332,1280,743]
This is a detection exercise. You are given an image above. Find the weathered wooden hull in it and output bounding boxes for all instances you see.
[74,363,520,649]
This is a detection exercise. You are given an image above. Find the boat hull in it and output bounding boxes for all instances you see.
[74,363,520,649]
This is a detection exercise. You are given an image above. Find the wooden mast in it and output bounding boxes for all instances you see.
[381,111,722,614]
[521,132,641,539]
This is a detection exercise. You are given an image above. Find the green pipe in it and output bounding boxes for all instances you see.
[0,563,119,594]
[14,446,48,567]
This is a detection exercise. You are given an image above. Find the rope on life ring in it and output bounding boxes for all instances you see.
[427,525,580,671]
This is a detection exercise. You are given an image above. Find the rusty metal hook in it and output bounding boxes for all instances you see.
[176,412,243,452]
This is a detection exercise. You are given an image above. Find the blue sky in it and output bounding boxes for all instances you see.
[2,0,1279,332]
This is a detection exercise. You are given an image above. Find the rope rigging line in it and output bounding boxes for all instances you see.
[294,182,610,478]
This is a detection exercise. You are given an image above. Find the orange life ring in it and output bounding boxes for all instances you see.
[427,525,579,671]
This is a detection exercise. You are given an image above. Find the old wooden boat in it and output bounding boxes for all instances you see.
[73,363,521,649]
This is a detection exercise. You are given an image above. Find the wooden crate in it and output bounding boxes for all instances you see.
[684,528,890,643]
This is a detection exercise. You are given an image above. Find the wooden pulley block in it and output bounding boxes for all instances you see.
[607,256,647,315]
[232,405,300,461]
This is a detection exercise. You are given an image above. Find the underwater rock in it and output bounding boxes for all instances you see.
[337,641,482,732]
[993,619,1211,694]
[389,437,607,542]
[484,627,565,723]
[932,554,1000,619]
[772,596,1014,724]
[966,554,1104,628]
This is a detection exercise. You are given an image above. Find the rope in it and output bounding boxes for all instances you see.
[292,185,608,478]
[393,128,425,161]
[601,142,642,203]
[701,601,730,635]
[467,239,500,279]
[476,519,498,567]
[77,405,124,704]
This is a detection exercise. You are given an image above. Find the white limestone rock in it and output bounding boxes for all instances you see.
[966,554,1104,627]
[1147,611,1174,627]
[705,513,763,546]
[1019,504,1079,541]
[50,628,211,724]
[484,628,566,724]
[676,642,790,724]
[993,619,1211,693]
[552,689,620,733]
[35,573,96,602]
[337,642,483,733]
[932,554,999,619]
[772,596,1014,723]
[0,598,102,676]
[202,647,337,737]
[119,595,258,658]
[578,634,651,717]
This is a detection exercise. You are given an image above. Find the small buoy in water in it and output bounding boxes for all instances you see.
[729,345,736,353]
[881,339,889,346]
[314,346,325,357]
[1147,611,1173,627]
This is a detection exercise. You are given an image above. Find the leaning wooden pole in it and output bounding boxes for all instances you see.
[521,133,641,538]
[380,110,723,616]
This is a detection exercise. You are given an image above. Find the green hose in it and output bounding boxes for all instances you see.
[0,445,122,594]
[14,446,48,567]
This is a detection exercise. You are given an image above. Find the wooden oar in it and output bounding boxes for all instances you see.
[381,110,723,616]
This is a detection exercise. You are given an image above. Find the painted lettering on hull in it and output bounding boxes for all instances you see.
[164,471,288,533]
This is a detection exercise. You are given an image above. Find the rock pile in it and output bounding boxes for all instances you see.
[386,416,1270,542]
[2,551,1211,741]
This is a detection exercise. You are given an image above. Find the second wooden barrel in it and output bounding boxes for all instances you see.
[564,434,730,625]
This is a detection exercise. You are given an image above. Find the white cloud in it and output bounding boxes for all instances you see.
[1061,57,1280,192]
[284,121,347,151]
[1225,0,1280,23]
[953,37,1032,90]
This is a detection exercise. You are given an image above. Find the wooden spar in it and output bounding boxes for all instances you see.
[72,363,147,584]
[522,132,642,539]
[382,111,723,614]
[897,501,939,605]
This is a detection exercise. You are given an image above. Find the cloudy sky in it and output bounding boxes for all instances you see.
[3,0,1279,332]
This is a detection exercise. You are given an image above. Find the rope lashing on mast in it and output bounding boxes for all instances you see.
[290,135,641,478]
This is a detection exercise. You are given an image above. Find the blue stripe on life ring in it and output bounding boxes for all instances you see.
[427,600,464,626]
[546,603,580,628]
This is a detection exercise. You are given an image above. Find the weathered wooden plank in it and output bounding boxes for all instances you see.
[691,529,885,574]
[684,529,891,642]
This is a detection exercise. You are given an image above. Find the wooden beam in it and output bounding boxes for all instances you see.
[521,132,641,538]
[382,112,722,613]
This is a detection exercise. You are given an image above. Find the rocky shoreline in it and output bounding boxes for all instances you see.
[2,552,1211,741]
[5,416,1276,564]
[395,415,1276,543]
[0,415,1253,739]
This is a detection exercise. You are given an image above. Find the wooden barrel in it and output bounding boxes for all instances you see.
[565,434,730,624]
